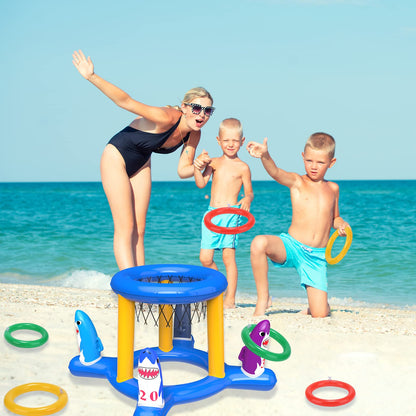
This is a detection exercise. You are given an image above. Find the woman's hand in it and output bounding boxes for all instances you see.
[72,50,94,80]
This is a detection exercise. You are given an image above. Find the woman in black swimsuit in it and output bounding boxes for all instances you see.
[72,50,214,270]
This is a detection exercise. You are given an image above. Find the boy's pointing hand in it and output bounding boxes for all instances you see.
[247,138,268,158]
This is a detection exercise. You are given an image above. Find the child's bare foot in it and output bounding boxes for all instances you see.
[253,297,272,316]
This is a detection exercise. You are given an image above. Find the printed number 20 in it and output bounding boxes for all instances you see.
[139,390,159,402]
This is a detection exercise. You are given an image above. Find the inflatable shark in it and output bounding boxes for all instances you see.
[136,348,164,408]
[74,310,103,366]
[238,319,270,378]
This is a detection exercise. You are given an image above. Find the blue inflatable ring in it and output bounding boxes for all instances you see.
[111,264,228,304]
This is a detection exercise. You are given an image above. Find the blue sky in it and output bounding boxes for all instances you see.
[1,0,415,182]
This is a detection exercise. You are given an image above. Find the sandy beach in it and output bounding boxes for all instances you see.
[1,282,415,416]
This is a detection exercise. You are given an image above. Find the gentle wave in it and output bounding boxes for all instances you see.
[0,270,112,291]
[2,270,413,311]
[1,269,415,310]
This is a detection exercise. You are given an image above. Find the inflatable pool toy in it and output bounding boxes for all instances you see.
[4,382,68,416]
[325,226,353,265]
[204,207,255,234]
[75,310,103,365]
[69,264,278,415]
[241,322,291,362]
[137,348,164,408]
[4,323,48,348]
[305,379,356,407]
[238,320,270,378]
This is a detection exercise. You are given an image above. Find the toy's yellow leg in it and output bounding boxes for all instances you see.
[159,304,173,352]
[117,295,135,382]
[207,294,225,378]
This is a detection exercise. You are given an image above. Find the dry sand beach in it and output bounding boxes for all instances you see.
[1,283,415,416]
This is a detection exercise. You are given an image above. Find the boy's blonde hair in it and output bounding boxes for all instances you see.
[218,118,243,139]
[305,132,336,159]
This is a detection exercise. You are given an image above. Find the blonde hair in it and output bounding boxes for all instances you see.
[218,118,243,139]
[305,132,335,159]
[167,87,213,111]
[182,87,213,105]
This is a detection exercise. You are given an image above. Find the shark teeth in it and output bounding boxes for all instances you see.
[138,366,160,380]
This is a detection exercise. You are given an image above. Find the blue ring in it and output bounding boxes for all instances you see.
[111,264,228,304]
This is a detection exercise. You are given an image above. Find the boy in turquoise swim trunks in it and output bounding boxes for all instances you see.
[247,133,349,317]
[194,118,254,308]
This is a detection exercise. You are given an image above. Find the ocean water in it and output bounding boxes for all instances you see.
[0,180,415,309]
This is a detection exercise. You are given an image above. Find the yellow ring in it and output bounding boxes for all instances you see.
[4,383,68,416]
[325,226,353,265]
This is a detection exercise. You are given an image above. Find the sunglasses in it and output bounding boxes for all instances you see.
[185,103,215,117]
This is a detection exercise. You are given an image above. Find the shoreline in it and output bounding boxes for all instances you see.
[1,281,415,312]
[1,283,416,415]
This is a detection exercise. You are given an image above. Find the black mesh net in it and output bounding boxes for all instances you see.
[136,274,201,284]
[135,302,207,327]
[132,274,208,327]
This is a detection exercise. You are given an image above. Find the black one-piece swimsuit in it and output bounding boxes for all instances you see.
[108,116,190,177]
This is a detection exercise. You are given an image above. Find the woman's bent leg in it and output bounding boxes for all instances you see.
[101,145,136,270]
[130,160,151,266]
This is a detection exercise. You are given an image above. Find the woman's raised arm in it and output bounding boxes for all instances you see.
[72,50,171,123]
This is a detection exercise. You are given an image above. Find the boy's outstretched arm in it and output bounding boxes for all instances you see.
[193,150,212,188]
[247,138,298,188]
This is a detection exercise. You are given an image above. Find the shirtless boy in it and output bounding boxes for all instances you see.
[247,133,349,317]
[194,118,254,308]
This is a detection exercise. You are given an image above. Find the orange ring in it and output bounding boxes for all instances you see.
[4,383,68,416]
[325,227,353,265]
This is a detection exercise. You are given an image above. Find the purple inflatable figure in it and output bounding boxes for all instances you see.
[238,319,270,378]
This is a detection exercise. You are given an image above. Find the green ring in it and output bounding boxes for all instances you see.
[4,323,49,348]
[241,324,291,362]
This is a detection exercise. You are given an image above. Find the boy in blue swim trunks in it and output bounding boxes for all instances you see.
[194,118,254,308]
[247,133,349,317]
